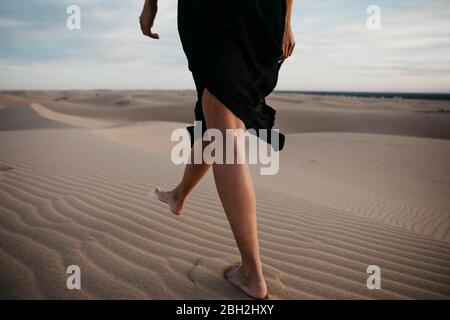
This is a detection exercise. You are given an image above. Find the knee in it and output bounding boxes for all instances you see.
[201,89,223,132]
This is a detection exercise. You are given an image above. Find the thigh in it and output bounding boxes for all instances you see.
[201,88,245,132]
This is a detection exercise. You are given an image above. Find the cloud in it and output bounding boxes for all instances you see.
[277,0,450,92]
[0,18,28,28]
[0,0,449,92]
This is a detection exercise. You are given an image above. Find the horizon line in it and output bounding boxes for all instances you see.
[2,89,450,95]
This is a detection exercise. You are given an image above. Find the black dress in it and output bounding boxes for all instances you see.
[178,0,286,151]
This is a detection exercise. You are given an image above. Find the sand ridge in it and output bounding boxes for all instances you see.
[0,91,449,299]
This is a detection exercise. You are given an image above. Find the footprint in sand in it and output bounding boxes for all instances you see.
[0,166,14,181]
[188,256,284,300]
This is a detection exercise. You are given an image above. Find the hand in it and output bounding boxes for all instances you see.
[281,24,295,59]
[139,0,159,39]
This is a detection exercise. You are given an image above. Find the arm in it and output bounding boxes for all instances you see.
[140,0,159,39]
[281,0,295,59]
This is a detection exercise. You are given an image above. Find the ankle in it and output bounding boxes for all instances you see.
[173,185,187,202]
[242,259,264,280]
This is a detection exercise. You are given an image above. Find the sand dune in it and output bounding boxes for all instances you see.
[3,90,450,138]
[30,103,114,129]
[0,104,75,131]
[0,91,449,299]
[253,133,450,242]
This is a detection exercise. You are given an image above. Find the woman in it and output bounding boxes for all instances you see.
[140,0,295,299]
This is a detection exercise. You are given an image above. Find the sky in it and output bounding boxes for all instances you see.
[0,0,450,92]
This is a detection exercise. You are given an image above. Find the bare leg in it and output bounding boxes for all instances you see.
[202,89,268,299]
[153,140,211,215]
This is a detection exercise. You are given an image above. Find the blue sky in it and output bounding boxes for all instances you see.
[1,0,450,92]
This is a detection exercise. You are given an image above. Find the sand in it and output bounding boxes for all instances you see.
[0,90,449,299]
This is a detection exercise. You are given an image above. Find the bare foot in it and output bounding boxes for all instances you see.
[152,187,185,215]
[224,263,268,299]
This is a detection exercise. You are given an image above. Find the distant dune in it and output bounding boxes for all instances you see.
[0,91,449,299]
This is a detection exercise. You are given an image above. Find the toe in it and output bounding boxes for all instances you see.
[152,187,162,197]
